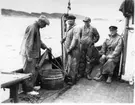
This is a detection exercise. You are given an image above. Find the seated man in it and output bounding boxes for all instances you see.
[94,26,123,83]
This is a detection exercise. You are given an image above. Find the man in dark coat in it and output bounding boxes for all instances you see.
[94,26,123,83]
[20,15,50,93]
[78,17,100,79]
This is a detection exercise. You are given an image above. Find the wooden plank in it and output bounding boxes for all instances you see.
[1,73,31,103]
[2,98,13,103]
[10,83,19,103]
[1,73,31,88]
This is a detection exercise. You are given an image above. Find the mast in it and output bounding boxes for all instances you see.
[61,0,71,73]
[67,0,71,14]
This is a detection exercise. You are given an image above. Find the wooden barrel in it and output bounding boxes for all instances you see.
[39,69,64,90]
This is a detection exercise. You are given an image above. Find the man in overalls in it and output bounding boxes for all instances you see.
[78,17,100,80]
[61,14,81,85]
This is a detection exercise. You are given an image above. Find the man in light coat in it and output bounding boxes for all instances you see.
[20,15,50,93]
[94,26,123,83]
[61,14,81,85]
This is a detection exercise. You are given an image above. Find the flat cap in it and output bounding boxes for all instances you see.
[67,14,76,20]
[109,26,118,31]
[83,17,91,22]
[39,15,50,25]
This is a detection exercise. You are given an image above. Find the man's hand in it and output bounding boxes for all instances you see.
[60,40,63,44]
[99,54,106,63]
[67,49,71,54]
[35,64,39,69]
[28,57,33,61]
[106,55,113,59]
[101,54,106,59]
[41,42,47,50]
[47,47,52,51]
[61,38,66,44]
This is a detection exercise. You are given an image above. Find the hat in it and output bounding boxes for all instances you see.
[109,26,118,31]
[67,14,76,20]
[83,17,91,22]
[39,15,50,25]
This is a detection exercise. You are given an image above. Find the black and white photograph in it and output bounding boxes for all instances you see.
[0,0,134,103]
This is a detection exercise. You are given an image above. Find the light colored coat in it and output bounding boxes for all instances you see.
[64,25,80,51]
[100,34,123,62]
[64,24,81,82]
[99,33,123,75]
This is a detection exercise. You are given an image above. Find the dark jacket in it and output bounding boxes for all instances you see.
[20,21,46,58]
[80,25,100,46]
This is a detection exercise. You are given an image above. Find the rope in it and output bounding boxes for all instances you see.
[51,61,61,70]
[50,53,63,70]
[49,52,67,76]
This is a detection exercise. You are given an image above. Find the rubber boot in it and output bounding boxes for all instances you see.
[93,72,101,80]
[106,76,112,84]
[86,74,92,80]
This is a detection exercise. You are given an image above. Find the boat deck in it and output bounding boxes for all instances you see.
[15,78,134,103]
[54,78,134,103]
[17,65,134,103]
[1,64,134,103]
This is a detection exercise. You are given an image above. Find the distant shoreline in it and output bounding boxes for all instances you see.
[1,8,86,20]
[1,8,124,22]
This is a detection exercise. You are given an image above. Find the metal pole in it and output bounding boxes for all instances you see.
[61,0,71,71]
[121,17,130,75]
[61,14,65,70]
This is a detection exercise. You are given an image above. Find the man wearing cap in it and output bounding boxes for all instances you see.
[78,17,100,80]
[94,26,123,83]
[20,15,50,93]
[61,14,81,85]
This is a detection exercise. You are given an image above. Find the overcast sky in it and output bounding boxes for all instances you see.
[0,0,124,19]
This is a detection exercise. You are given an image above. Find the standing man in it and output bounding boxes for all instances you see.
[79,17,100,79]
[94,26,123,83]
[61,14,81,85]
[20,15,50,93]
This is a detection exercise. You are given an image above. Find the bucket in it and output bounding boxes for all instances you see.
[39,69,64,90]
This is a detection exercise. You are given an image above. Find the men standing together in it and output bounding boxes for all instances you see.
[61,15,100,85]
[21,14,123,92]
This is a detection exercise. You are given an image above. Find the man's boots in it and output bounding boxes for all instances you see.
[94,75,103,81]
[106,75,112,83]
[87,74,92,80]
[93,71,104,81]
